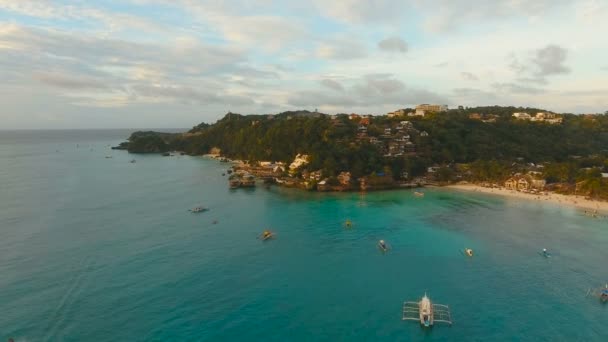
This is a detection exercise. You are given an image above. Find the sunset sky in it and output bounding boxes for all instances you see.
[1,0,607,128]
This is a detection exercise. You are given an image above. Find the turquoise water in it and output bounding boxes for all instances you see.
[1,130,607,341]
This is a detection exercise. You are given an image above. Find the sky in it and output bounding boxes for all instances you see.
[1,0,607,129]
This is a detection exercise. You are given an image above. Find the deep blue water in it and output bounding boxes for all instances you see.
[1,130,607,341]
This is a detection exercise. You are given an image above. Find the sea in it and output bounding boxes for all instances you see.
[1,130,607,341]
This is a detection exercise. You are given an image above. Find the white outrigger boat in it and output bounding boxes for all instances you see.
[403,293,452,327]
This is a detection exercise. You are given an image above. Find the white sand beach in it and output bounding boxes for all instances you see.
[446,183,608,214]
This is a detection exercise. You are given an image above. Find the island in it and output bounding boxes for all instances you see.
[115,106,608,202]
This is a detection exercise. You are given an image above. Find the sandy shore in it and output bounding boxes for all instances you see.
[446,184,608,214]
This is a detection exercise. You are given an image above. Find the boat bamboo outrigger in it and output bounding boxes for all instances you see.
[378,240,388,252]
[414,191,424,197]
[403,293,452,327]
[189,207,209,213]
[464,248,474,257]
[260,230,274,241]
[586,284,608,303]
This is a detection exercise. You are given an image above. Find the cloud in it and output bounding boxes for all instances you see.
[312,0,409,24]
[289,74,447,108]
[0,0,166,34]
[130,84,254,106]
[319,79,345,91]
[316,37,367,60]
[460,72,478,81]
[531,44,570,77]
[507,44,571,86]
[378,37,408,53]
[416,0,570,32]
[492,82,545,94]
[434,62,449,68]
[36,72,109,90]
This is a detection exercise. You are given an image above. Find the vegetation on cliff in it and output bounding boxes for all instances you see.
[118,107,608,198]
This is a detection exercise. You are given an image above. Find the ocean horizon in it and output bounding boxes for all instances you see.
[1,129,607,341]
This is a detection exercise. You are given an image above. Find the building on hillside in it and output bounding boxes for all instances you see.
[545,117,563,124]
[469,113,482,120]
[416,104,448,112]
[349,113,361,120]
[337,172,352,186]
[482,115,498,123]
[289,154,310,174]
[512,112,532,120]
[387,109,407,118]
[360,118,370,125]
[414,109,426,117]
[404,141,416,153]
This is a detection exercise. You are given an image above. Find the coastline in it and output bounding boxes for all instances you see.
[446,183,608,214]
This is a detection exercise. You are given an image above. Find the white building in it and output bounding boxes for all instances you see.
[512,112,532,120]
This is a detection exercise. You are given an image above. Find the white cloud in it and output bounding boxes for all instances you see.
[316,37,367,60]
[378,37,409,53]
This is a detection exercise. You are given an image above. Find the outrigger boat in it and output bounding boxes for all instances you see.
[586,284,608,303]
[414,191,424,197]
[189,207,209,213]
[260,230,274,241]
[463,248,474,257]
[403,293,452,327]
[378,240,388,252]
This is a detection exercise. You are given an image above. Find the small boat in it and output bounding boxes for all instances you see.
[105,155,113,159]
[130,159,136,163]
[222,173,225,176]
[586,284,608,303]
[189,207,209,213]
[464,248,474,257]
[403,293,452,327]
[414,191,424,197]
[260,230,274,241]
[539,248,551,258]
[378,240,388,252]
[161,152,170,157]
[212,220,218,224]
[344,219,353,228]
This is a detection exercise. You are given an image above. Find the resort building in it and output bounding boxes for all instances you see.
[337,171,352,186]
[416,104,448,112]
[289,154,310,174]
[512,112,532,120]
[387,109,407,118]
[505,178,518,190]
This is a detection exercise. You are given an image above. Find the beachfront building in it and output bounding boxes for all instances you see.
[531,179,546,190]
[505,178,518,190]
[517,178,530,191]
[505,176,546,191]
[338,171,352,186]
